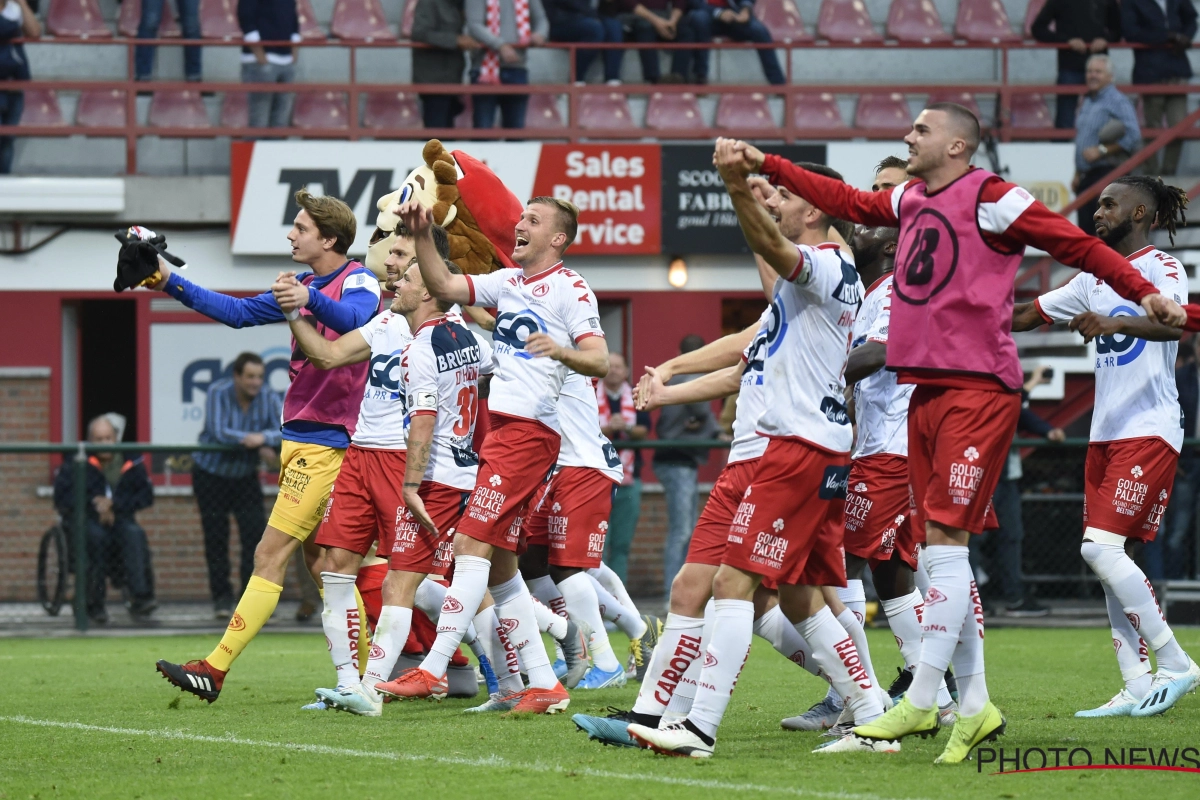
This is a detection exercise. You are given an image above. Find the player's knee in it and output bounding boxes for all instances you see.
[669,571,709,616]
[711,566,755,601]
[321,547,360,575]
[1081,530,1138,584]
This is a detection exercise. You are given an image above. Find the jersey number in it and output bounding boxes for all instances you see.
[452,386,479,437]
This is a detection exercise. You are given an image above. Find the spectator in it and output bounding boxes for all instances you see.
[412,0,478,128]
[547,0,624,85]
[682,0,784,86]
[618,0,696,84]
[237,0,301,130]
[136,0,202,82]
[1031,0,1120,130]
[466,0,548,129]
[653,333,718,597]
[54,414,157,625]
[192,352,284,618]
[1147,334,1200,581]
[598,352,651,582]
[0,0,39,175]
[1123,0,1198,176]
[1072,54,1141,235]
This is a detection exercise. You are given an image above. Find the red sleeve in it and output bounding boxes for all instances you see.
[761,154,898,227]
[1032,297,1054,324]
[464,274,476,307]
[1185,304,1200,333]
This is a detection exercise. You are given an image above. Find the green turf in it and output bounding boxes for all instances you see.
[1,627,1199,800]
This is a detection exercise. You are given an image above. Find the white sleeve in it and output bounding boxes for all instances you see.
[465,269,514,307]
[791,244,852,302]
[356,315,382,349]
[1035,272,1091,322]
[405,340,441,417]
[561,275,605,344]
[865,284,893,344]
[977,184,1037,235]
[477,336,496,376]
[1152,252,1186,304]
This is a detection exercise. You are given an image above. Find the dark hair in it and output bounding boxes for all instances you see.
[394,222,452,259]
[1112,176,1190,245]
[794,162,852,239]
[294,189,356,254]
[527,196,580,252]
[438,261,463,312]
[233,351,264,376]
[680,334,706,354]
[875,155,908,174]
[924,102,981,155]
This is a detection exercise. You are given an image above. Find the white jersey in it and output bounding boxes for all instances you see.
[402,315,496,490]
[1036,245,1184,451]
[851,274,912,459]
[465,262,604,432]
[755,243,863,454]
[728,307,770,464]
[556,371,623,483]
[352,310,413,449]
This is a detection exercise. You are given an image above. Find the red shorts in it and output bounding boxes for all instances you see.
[797,502,848,587]
[524,466,616,568]
[316,445,406,556]
[687,458,761,567]
[907,385,1020,535]
[844,454,919,571]
[1084,437,1177,542]
[389,481,468,573]
[456,414,561,552]
[721,438,850,586]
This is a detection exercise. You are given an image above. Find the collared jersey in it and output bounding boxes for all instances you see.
[556,371,623,483]
[728,307,770,464]
[352,310,413,449]
[851,273,912,459]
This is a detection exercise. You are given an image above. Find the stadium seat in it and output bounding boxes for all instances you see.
[854,92,912,129]
[296,0,327,40]
[118,0,182,37]
[77,89,127,128]
[755,0,813,44]
[1023,0,1047,39]
[927,91,981,119]
[716,92,775,130]
[362,91,421,129]
[886,0,951,44]
[577,93,636,130]
[817,0,883,43]
[149,90,212,128]
[219,92,249,128]
[20,90,65,127]
[46,0,113,37]
[293,91,350,129]
[525,93,565,129]
[199,0,242,39]
[401,0,417,39]
[954,0,1020,43]
[792,92,845,129]
[645,92,702,130]
[1009,93,1052,128]
[331,0,396,41]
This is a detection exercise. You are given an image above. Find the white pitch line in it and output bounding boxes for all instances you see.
[2,715,929,800]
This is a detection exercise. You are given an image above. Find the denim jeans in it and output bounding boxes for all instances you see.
[471,66,529,129]
[241,62,295,129]
[0,89,23,173]
[420,94,463,128]
[622,11,698,82]
[551,14,624,82]
[603,479,643,582]
[1055,69,1085,130]
[194,468,266,606]
[70,517,155,613]
[686,11,784,85]
[136,0,202,80]
[657,463,698,596]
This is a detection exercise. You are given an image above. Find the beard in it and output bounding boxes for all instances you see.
[1098,216,1134,246]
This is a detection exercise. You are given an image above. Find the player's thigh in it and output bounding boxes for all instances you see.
[269,441,345,542]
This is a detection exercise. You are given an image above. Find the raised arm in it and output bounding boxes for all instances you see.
[155,257,285,328]
[396,201,472,305]
[752,148,899,227]
[715,139,801,278]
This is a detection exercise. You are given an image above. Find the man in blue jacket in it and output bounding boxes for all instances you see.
[1123,0,1198,175]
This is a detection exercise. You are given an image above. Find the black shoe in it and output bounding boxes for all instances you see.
[88,607,109,625]
[1002,597,1050,618]
[156,659,225,704]
[131,597,158,616]
[295,600,318,622]
[886,666,913,700]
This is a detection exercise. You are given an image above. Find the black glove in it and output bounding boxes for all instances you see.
[113,226,186,292]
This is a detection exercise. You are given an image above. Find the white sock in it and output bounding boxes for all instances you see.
[415,577,482,649]
[687,599,754,740]
[908,545,971,710]
[836,606,880,696]
[319,572,361,689]
[754,604,822,678]
[558,572,621,672]
[952,577,988,717]
[797,605,882,724]
[526,574,568,618]
[363,605,411,696]
[1104,584,1152,697]
[475,606,523,695]
[490,572,559,689]
[531,595,569,640]
[837,580,867,624]
[419,555,490,678]
[882,590,924,670]
[1082,536,1190,673]
[589,573,647,639]
[631,613,705,716]
[589,562,639,615]
[665,599,715,721]
[915,549,931,596]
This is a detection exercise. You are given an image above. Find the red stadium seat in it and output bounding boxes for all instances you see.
[855,92,912,129]
[401,0,418,39]
[118,0,182,37]
[46,0,113,37]
[927,91,981,119]
[20,90,65,127]
[331,0,396,41]
[77,90,127,128]
[293,91,350,129]
[716,92,775,129]
[645,92,702,130]
[886,0,951,44]
[149,90,212,128]
[220,92,249,128]
[954,0,1020,43]
[525,93,565,129]
[1009,93,1052,128]
[577,92,636,130]
[362,91,421,129]
[296,0,327,40]
[199,0,242,39]
[755,0,813,44]
[1023,0,1047,39]
[817,0,883,43]
[792,92,845,129]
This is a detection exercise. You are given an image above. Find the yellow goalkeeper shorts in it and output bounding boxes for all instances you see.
[268,441,345,540]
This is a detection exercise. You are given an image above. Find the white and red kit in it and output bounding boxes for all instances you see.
[458,262,604,550]
[1036,246,1185,541]
[723,244,862,585]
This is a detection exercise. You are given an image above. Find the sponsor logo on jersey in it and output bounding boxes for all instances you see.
[820,396,851,425]
[368,349,406,400]
[1096,305,1148,366]
[493,308,549,359]
[818,465,850,500]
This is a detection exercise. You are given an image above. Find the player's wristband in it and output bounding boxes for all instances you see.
[284,308,301,321]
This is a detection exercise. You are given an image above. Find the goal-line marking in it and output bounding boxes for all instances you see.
[2,715,926,800]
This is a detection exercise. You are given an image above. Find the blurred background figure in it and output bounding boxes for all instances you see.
[0,0,40,174]
[599,351,651,581]
[411,0,475,128]
[1147,334,1200,581]
[136,0,203,82]
[1030,0,1119,130]
[1123,0,1198,176]
[238,0,302,130]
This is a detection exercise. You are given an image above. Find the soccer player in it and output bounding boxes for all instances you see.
[154,191,382,703]
[384,196,609,714]
[1013,177,1199,717]
[729,102,1185,762]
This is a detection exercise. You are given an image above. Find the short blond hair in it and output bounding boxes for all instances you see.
[528,196,579,252]
[295,189,357,254]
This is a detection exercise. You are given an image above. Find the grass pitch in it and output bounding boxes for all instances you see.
[1,627,1199,800]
